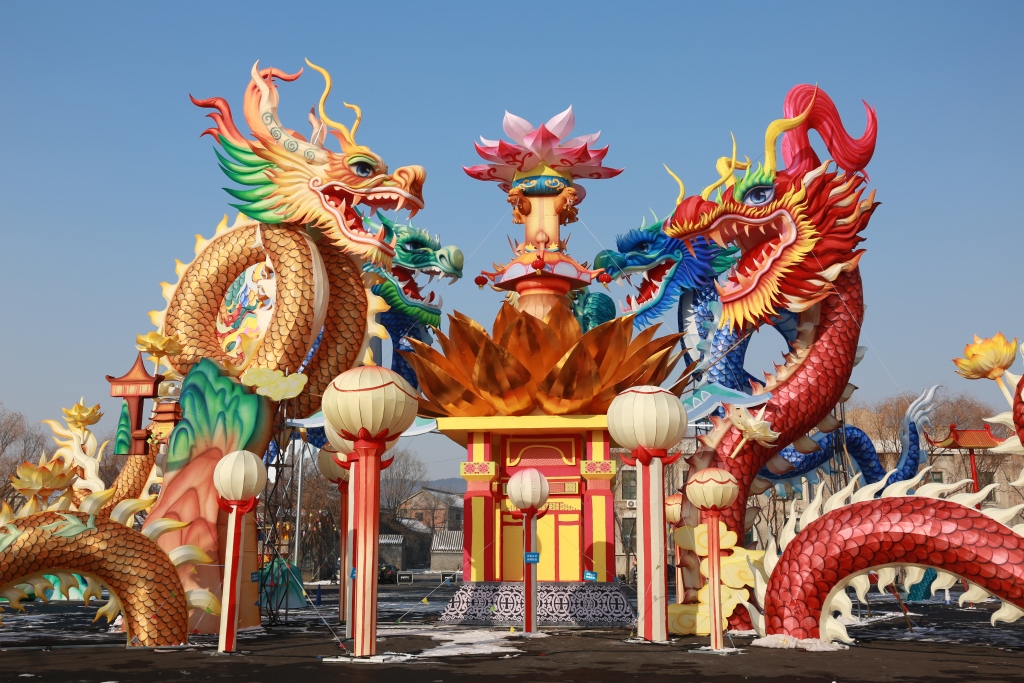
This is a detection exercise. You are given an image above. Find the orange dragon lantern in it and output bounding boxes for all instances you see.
[152,60,427,418]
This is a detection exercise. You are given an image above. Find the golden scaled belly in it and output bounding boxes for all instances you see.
[151,215,383,417]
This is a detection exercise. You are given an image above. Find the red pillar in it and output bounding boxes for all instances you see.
[705,510,724,650]
[460,432,496,582]
[523,512,538,632]
[337,478,348,623]
[350,442,384,657]
[582,432,616,582]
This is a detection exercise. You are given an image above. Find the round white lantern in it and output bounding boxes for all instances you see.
[213,450,268,502]
[507,468,550,512]
[322,366,418,447]
[685,468,740,511]
[664,492,683,526]
[607,386,687,452]
[316,446,350,484]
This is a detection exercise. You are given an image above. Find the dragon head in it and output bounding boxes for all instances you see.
[662,85,878,330]
[192,60,427,267]
[593,217,736,326]
[368,212,464,328]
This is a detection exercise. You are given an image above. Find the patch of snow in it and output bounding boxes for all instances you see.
[838,611,921,627]
[751,634,848,651]
[376,626,546,658]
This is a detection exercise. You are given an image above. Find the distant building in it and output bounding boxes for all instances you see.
[430,530,463,572]
[398,487,464,532]
[378,534,405,569]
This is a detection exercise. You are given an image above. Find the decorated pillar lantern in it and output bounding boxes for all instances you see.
[316,442,351,626]
[685,468,740,651]
[322,366,418,658]
[607,386,687,643]
[212,450,267,654]
[664,493,685,604]
[506,468,550,634]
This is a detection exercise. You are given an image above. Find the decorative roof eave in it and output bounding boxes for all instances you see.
[925,424,1005,450]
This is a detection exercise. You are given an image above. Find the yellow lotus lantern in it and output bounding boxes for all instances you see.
[954,332,1019,403]
[403,303,683,417]
[136,331,184,376]
[61,399,103,431]
[10,455,80,514]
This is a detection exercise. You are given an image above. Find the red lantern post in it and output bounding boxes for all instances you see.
[213,450,267,654]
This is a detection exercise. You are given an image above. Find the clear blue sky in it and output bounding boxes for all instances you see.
[1,1,1021,477]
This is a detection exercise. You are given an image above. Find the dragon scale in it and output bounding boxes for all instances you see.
[0,512,189,646]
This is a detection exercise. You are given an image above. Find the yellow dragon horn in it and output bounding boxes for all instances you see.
[701,132,750,200]
[764,86,817,175]
[304,58,359,149]
[663,164,685,206]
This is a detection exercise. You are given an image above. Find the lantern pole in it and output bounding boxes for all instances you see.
[293,439,305,571]
[213,450,266,655]
[349,436,386,657]
[633,451,673,642]
[685,467,740,652]
[337,476,349,623]
[705,508,724,650]
[507,468,550,635]
[321,366,419,658]
[606,386,688,645]
[523,508,538,633]
[345,459,357,639]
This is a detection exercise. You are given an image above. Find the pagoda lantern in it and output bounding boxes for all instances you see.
[105,353,161,455]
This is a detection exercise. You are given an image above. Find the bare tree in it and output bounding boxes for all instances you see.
[378,448,426,519]
[0,403,51,482]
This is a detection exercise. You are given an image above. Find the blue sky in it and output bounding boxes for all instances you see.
[1,1,1021,477]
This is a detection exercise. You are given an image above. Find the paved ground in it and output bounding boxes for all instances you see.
[1,585,1022,682]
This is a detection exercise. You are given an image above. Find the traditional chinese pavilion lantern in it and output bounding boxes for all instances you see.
[317,445,351,625]
[685,468,739,651]
[322,366,417,657]
[212,450,267,654]
[607,386,687,643]
[506,468,550,634]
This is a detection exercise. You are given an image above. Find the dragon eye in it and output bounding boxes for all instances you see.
[741,185,775,206]
[637,243,649,253]
[352,161,374,178]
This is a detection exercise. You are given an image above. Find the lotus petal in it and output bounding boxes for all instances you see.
[470,338,537,415]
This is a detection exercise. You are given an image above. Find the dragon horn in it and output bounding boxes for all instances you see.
[764,86,817,175]
[701,132,751,200]
[248,61,327,164]
[304,59,360,151]
[663,164,685,205]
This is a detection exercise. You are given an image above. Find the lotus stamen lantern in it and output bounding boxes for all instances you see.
[506,468,550,634]
[316,445,351,626]
[607,386,687,643]
[322,366,417,657]
[212,450,267,654]
[685,467,740,651]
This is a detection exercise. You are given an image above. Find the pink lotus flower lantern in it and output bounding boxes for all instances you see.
[464,106,622,200]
